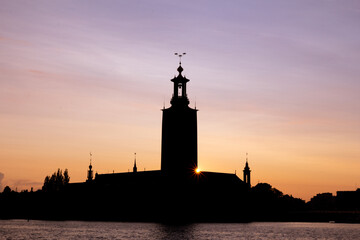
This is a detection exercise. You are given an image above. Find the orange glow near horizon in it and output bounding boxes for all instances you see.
[0,1,359,202]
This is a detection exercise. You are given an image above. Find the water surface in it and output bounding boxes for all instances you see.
[1,220,359,239]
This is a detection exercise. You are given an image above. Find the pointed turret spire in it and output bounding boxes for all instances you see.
[133,153,137,173]
[89,152,92,168]
[243,153,251,187]
[244,152,250,169]
[87,152,94,182]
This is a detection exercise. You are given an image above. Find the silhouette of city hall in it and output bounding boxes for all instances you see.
[69,61,251,222]
[89,62,250,184]
[4,60,359,223]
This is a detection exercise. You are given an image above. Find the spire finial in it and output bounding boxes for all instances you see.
[90,152,92,165]
[175,52,186,75]
[174,52,186,65]
[246,152,248,163]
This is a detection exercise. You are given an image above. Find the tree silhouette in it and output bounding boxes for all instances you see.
[64,169,70,184]
[3,186,11,194]
[42,169,70,192]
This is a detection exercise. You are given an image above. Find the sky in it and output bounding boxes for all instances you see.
[0,0,359,201]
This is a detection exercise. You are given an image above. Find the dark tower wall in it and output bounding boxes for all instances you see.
[161,64,198,176]
[161,107,197,175]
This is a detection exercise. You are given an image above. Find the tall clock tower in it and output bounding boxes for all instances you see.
[161,62,198,176]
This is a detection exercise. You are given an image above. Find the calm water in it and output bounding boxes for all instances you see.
[0,220,359,240]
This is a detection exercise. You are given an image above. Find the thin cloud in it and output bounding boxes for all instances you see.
[10,179,43,191]
[28,69,46,75]
[0,36,32,46]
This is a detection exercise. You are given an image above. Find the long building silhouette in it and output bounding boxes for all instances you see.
[3,61,359,223]
[87,62,250,188]
[66,61,252,222]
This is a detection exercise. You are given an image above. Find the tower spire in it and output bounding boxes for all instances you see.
[243,153,251,187]
[133,152,137,173]
[87,152,94,182]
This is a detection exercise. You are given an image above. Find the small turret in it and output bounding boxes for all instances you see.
[87,152,94,182]
[133,153,137,173]
[243,153,251,187]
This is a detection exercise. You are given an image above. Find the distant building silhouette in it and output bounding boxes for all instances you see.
[336,188,360,210]
[308,192,335,210]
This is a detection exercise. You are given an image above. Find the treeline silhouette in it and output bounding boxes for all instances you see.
[0,169,359,223]
[42,168,70,192]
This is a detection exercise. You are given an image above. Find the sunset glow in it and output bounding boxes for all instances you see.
[0,1,359,201]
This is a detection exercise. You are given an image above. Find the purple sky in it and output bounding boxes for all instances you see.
[0,0,359,200]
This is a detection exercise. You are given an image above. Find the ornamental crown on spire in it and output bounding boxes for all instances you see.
[170,53,190,106]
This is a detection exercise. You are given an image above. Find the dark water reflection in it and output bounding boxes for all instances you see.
[154,224,196,240]
[0,220,360,239]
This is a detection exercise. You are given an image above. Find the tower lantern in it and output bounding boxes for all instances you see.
[171,53,189,106]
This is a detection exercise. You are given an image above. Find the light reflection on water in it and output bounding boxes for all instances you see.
[0,220,359,240]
